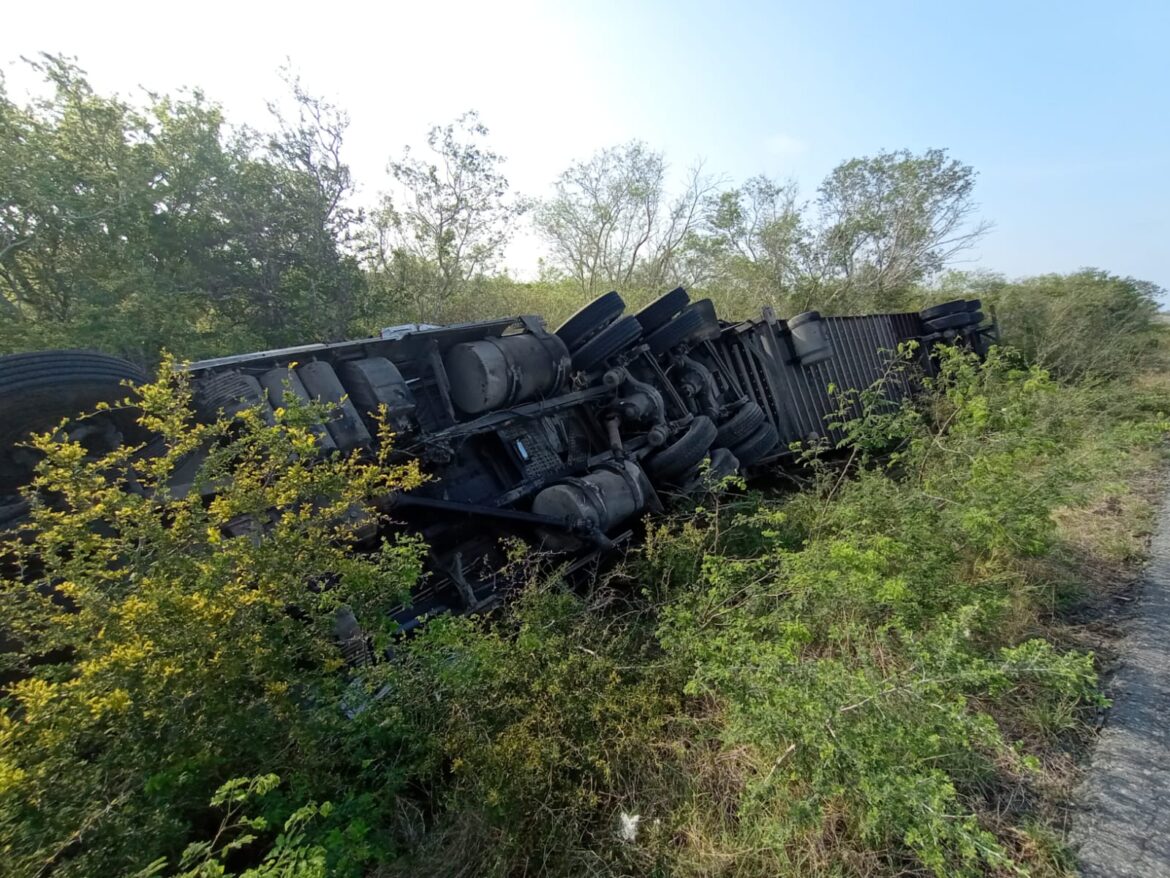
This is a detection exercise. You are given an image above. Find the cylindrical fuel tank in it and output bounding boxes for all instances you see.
[259,366,338,452]
[196,372,275,424]
[531,459,651,549]
[787,310,833,366]
[444,333,571,415]
[337,357,416,435]
[296,361,373,452]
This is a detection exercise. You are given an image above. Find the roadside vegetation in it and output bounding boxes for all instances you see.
[0,55,1167,878]
[3,332,1165,878]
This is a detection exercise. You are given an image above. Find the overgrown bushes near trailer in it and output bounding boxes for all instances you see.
[2,341,1167,877]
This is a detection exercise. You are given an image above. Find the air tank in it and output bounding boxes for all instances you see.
[295,362,372,452]
[444,333,571,415]
[259,366,337,452]
[787,310,833,366]
[531,460,652,549]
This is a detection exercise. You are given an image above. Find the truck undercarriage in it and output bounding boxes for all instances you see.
[0,289,992,631]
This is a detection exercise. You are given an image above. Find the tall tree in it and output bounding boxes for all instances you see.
[369,111,526,322]
[258,70,366,341]
[806,148,991,309]
[699,175,806,301]
[534,141,714,296]
[0,56,366,361]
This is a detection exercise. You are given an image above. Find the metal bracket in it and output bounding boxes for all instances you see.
[389,494,615,549]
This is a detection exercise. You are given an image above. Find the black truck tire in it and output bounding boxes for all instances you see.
[555,291,625,352]
[645,306,705,356]
[633,286,690,334]
[925,310,984,332]
[646,415,717,481]
[921,299,968,322]
[685,299,723,342]
[730,422,780,466]
[715,401,767,448]
[196,371,272,422]
[571,316,643,372]
[706,447,741,482]
[0,350,147,492]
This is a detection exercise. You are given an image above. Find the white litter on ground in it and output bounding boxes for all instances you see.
[617,812,641,843]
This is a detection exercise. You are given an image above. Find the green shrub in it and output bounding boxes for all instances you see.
[2,339,1165,878]
[0,363,426,877]
[930,269,1164,381]
[627,346,1159,876]
[369,584,683,876]
[136,775,330,878]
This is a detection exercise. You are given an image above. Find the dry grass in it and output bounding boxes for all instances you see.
[994,405,1169,866]
[389,360,1169,878]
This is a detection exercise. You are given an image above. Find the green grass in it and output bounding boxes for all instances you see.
[369,347,1170,877]
[2,347,1167,878]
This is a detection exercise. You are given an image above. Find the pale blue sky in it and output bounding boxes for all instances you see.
[593,0,1170,293]
[4,0,1169,292]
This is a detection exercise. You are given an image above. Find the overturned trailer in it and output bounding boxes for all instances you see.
[0,290,992,630]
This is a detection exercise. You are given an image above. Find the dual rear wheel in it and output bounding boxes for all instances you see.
[554,287,722,368]
[0,351,147,496]
[919,299,985,332]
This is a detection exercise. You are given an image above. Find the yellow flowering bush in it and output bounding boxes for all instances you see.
[0,361,425,877]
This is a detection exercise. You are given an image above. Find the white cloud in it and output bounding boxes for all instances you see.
[1,0,621,203]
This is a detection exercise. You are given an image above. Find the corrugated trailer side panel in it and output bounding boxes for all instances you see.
[714,311,927,456]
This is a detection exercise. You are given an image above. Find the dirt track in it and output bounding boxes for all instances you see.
[1073,481,1170,876]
